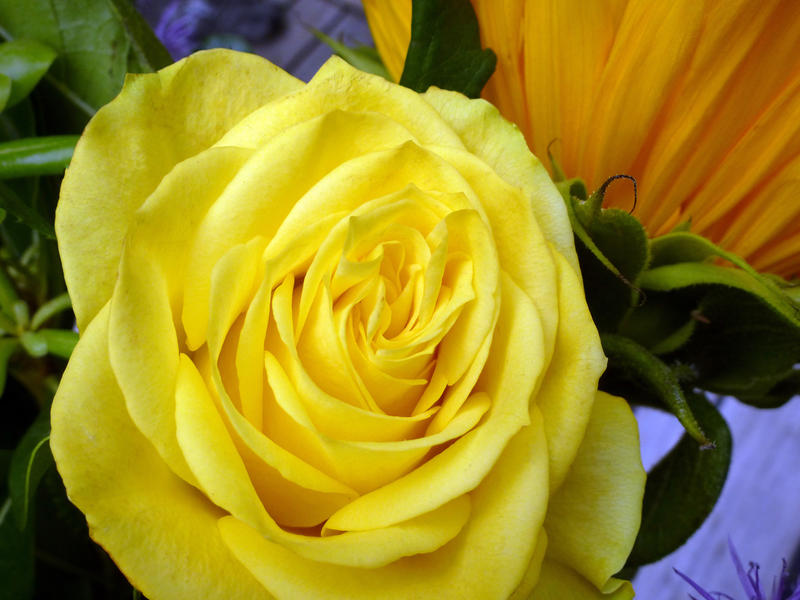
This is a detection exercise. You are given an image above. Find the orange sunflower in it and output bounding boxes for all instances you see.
[363,0,800,277]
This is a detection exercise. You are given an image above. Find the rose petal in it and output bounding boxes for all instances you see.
[220,493,470,569]
[58,50,301,330]
[183,109,424,349]
[175,354,271,533]
[530,559,635,600]
[536,250,607,491]
[109,233,192,485]
[219,56,464,152]
[543,391,645,589]
[218,408,549,599]
[50,305,271,600]
[324,272,543,531]
[422,86,578,275]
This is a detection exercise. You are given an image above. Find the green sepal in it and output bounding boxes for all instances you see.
[563,176,649,331]
[313,30,391,80]
[617,294,699,356]
[600,333,710,446]
[575,176,649,286]
[626,394,732,567]
[7,410,52,530]
[0,135,78,180]
[547,143,568,183]
[554,177,588,202]
[640,231,800,406]
[0,39,56,109]
[399,0,496,98]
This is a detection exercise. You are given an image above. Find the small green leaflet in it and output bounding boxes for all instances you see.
[601,333,710,446]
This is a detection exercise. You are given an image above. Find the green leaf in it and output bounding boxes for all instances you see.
[104,0,173,72]
[313,30,391,80]
[0,98,36,141]
[647,231,800,323]
[11,300,28,328]
[0,265,20,317]
[642,260,800,326]
[8,411,53,530]
[0,73,10,112]
[37,328,78,359]
[601,333,711,446]
[0,135,78,179]
[0,450,10,487]
[647,318,696,355]
[0,39,56,108]
[0,496,34,600]
[29,292,71,330]
[747,368,800,408]
[399,0,496,98]
[0,180,54,238]
[0,337,17,396]
[626,394,732,567]
[18,330,46,357]
[684,288,800,406]
[639,234,800,406]
[0,0,169,119]
[651,230,761,271]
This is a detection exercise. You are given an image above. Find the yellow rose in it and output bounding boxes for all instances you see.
[51,50,644,599]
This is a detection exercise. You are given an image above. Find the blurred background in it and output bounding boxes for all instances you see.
[132,0,800,596]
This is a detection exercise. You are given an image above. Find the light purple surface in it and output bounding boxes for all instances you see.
[633,397,800,599]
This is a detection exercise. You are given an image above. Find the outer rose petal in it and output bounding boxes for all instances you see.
[49,305,270,600]
[57,50,302,331]
[422,87,579,276]
[544,391,646,589]
[531,560,635,600]
[537,251,607,492]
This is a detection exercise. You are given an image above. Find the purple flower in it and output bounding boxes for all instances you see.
[675,539,800,600]
[136,0,288,60]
